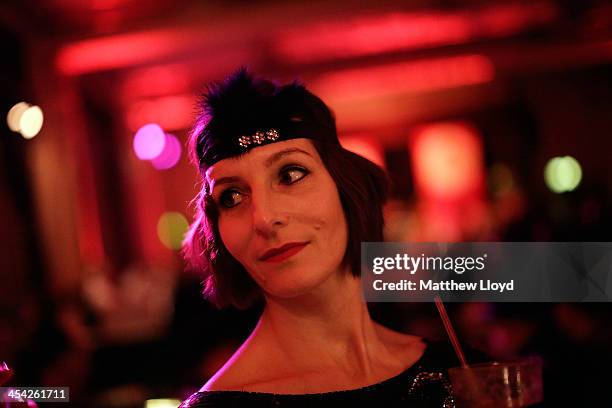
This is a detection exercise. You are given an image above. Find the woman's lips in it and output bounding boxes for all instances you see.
[259,242,309,263]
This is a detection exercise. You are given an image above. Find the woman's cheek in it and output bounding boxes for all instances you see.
[219,217,248,263]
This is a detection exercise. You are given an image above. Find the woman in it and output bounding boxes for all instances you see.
[180,69,466,407]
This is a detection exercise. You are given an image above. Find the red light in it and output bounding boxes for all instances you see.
[275,2,557,64]
[121,64,191,100]
[312,55,494,103]
[409,122,484,199]
[126,95,195,132]
[56,29,186,76]
[276,12,471,63]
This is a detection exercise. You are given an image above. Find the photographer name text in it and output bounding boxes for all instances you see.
[372,279,515,293]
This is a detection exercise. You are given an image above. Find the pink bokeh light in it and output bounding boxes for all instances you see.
[151,133,182,170]
[133,123,166,160]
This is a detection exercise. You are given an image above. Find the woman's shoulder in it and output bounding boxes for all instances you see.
[179,351,270,407]
[198,344,263,392]
[374,322,424,349]
[197,330,285,393]
[371,323,489,371]
[371,325,488,372]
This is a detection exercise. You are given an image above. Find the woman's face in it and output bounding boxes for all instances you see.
[205,138,348,299]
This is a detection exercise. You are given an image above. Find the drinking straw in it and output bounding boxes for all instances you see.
[434,295,468,368]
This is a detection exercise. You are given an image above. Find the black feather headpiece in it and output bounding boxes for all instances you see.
[192,68,339,170]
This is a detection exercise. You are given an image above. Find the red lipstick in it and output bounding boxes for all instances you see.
[259,242,309,263]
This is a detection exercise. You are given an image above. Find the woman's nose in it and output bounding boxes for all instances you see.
[250,190,288,237]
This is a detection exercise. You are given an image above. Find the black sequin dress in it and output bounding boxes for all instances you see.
[179,340,486,408]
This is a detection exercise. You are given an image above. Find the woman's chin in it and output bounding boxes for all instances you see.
[259,269,333,300]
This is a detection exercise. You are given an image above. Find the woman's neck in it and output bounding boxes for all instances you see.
[252,271,393,380]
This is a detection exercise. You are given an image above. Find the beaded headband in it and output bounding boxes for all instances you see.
[237,129,280,149]
[197,110,339,169]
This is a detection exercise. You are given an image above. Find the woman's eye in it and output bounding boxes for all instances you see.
[280,166,309,185]
[219,190,243,208]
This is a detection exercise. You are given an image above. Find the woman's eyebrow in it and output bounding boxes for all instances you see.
[264,147,312,167]
[211,176,242,190]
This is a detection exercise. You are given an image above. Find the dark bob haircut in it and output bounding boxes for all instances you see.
[183,69,389,309]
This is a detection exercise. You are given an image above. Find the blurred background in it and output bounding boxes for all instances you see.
[1,0,612,406]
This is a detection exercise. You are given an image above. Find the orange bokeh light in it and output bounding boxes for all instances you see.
[409,122,484,199]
